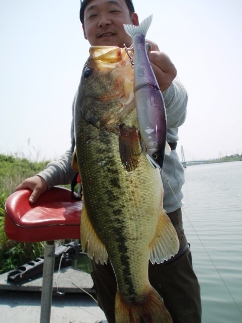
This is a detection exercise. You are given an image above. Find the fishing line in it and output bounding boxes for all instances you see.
[71,282,98,303]
[54,252,98,302]
[161,169,242,317]
[54,253,65,295]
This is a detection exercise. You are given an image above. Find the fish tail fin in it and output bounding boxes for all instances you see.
[124,15,153,37]
[115,286,172,323]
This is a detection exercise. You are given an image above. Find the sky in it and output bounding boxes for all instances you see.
[1,0,242,162]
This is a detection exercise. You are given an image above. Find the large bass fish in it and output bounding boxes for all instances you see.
[74,16,179,323]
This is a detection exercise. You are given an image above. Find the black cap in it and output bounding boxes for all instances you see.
[80,0,135,24]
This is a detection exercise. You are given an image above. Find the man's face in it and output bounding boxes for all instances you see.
[82,0,139,48]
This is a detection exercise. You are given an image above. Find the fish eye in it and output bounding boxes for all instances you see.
[83,67,93,79]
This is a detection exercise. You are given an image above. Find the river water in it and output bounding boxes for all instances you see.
[181,161,242,323]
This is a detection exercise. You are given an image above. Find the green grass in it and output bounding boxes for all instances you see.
[0,154,49,196]
[0,153,50,273]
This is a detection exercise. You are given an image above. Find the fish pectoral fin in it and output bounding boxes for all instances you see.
[71,148,79,172]
[149,212,179,264]
[119,124,141,171]
[81,205,108,265]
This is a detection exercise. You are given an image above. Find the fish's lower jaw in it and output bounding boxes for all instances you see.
[115,288,172,323]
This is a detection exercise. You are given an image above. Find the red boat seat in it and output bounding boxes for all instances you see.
[4,187,81,242]
[4,187,82,323]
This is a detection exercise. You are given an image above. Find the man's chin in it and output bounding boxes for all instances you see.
[95,36,120,47]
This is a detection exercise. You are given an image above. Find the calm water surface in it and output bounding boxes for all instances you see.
[181,161,242,323]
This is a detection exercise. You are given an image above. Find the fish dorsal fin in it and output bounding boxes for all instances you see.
[149,211,179,264]
[81,204,108,264]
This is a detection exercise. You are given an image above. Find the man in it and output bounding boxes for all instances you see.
[16,0,201,322]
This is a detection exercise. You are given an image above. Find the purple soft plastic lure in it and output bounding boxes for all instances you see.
[124,15,167,168]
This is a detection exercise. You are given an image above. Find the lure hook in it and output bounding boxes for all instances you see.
[123,44,134,66]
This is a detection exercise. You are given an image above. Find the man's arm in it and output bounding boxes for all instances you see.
[15,147,77,203]
[16,96,77,203]
[163,78,187,128]
[147,40,187,127]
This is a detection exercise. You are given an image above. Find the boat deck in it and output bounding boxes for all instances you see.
[0,267,106,323]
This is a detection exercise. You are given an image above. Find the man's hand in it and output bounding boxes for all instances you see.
[146,39,177,92]
[15,175,48,204]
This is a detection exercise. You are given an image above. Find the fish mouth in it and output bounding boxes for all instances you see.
[94,92,121,101]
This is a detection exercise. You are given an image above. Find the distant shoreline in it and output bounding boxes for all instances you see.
[185,155,242,166]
